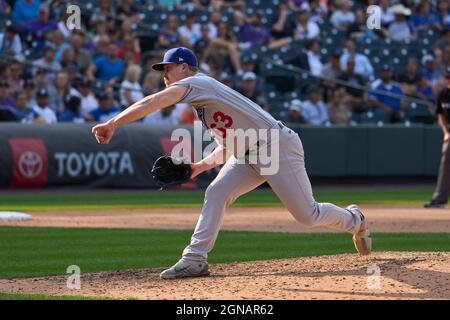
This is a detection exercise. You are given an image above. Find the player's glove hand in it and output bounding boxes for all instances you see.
[151,155,192,189]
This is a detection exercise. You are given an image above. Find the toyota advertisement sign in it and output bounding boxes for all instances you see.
[0,123,211,189]
[9,138,48,188]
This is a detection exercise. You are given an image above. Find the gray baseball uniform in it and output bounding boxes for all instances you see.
[171,73,363,261]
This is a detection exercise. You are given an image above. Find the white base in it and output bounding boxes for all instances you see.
[0,212,33,222]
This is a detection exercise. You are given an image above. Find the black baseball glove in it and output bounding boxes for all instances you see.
[151,155,192,188]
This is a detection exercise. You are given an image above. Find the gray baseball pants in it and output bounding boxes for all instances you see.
[182,124,363,261]
[431,141,450,204]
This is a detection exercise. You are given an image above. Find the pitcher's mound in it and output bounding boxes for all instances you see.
[1,252,449,300]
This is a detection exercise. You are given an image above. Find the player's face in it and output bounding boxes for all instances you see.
[162,64,187,87]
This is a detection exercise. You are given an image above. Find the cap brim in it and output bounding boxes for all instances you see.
[151,62,177,71]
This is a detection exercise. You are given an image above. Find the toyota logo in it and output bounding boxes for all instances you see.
[18,151,43,179]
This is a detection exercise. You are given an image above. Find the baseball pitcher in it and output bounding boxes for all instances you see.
[92,47,372,279]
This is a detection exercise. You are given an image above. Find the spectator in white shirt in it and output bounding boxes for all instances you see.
[309,0,328,24]
[178,12,201,46]
[387,4,416,42]
[143,105,180,125]
[208,10,222,39]
[75,79,99,117]
[340,38,374,79]
[57,10,73,39]
[306,39,323,76]
[301,86,329,125]
[380,0,394,28]
[0,25,24,61]
[294,9,320,40]
[120,64,144,107]
[33,46,61,81]
[330,0,355,31]
[53,71,80,113]
[31,88,58,124]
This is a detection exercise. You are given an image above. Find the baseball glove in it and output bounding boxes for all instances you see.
[151,155,192,188]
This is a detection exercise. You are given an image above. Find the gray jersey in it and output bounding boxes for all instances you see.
[165,75,365,264]
[171,73,278,147]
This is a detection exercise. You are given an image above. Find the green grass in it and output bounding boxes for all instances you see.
[0,226,448,279]
[0,189,434,211]
[0,293,110,300]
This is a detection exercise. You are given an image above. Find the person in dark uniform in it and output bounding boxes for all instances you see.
[425,66,450,208]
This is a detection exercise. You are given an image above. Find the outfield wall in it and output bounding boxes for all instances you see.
[297,124,443,177]
[0,123,443,189]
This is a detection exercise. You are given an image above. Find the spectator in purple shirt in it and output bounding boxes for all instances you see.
[21,5,57,52]
[234,10,289,51]
[157,14,182,50]
[240,12,270,49]
[0,0,11,13]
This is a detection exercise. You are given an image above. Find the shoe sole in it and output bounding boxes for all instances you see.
[348,204,372,256]
[353,230,372,256]
[160,270,210,280]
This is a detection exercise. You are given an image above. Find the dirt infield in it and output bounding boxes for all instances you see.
[1,206,449,300]
[2,205,450,233]
[1,252,449,300]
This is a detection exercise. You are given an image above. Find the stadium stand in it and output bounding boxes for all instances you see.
[0,0,448,125]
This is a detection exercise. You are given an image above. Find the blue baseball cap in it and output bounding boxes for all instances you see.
[97,92,110,100]
[152,47,198,71]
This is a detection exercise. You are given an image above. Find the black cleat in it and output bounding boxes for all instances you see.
[424,201,446,209]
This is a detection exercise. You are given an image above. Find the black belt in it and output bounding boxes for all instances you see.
[244,122,289,156]
[277,121,293,134]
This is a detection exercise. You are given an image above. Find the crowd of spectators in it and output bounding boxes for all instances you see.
[0,0,449,125]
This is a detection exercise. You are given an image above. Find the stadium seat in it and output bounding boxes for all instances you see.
[404,101,436,124]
